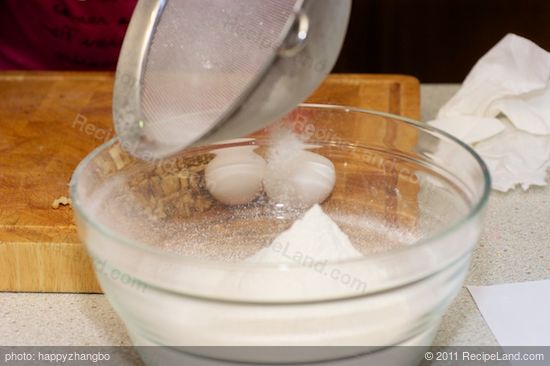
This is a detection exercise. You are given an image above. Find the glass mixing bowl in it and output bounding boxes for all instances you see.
[70,105,490,365]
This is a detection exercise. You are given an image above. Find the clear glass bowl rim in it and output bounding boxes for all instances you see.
[69,104,491,270]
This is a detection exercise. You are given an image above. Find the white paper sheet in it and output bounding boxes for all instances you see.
[468,280,550,346]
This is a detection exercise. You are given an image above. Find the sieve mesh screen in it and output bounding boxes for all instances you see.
[140,0,298,148]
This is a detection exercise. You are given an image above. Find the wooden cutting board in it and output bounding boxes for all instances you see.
[0,72,419,293]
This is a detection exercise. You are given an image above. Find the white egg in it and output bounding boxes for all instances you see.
[205,145,266,205]
[264,150,336,207]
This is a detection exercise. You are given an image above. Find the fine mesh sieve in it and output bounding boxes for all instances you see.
[113,0,352,159]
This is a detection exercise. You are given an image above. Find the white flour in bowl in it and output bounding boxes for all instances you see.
[246,204,362,264]
[212,204,373,302]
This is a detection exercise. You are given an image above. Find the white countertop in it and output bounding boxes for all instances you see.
[1,84,549,347]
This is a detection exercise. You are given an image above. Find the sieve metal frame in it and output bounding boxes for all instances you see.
[113,0,167,158]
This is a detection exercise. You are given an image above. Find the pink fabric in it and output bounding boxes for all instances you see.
[0,0,137,70]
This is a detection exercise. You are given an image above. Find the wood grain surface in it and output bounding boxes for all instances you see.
[0,72,419,293]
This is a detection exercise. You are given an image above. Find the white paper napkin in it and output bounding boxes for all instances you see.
[429,33,550,191]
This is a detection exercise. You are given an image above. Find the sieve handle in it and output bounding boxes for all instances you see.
[279,11,310,57]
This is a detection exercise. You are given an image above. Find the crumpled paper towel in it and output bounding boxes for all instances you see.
[429,33,550,191]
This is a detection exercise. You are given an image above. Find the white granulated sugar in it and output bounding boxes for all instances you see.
[246,204,362,264]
